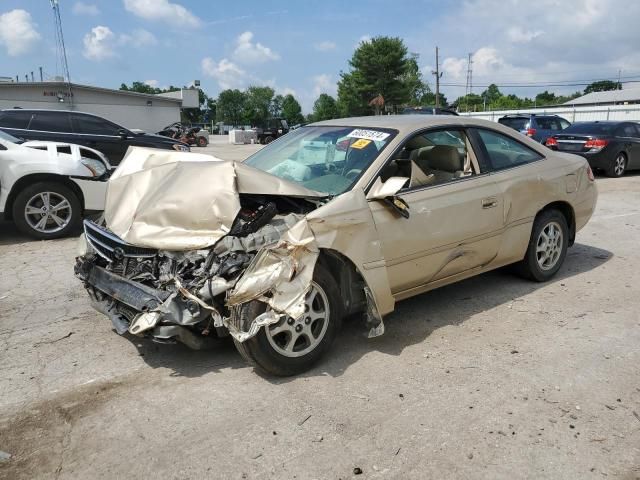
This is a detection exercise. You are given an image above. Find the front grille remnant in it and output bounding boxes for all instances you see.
[83,220,156,263]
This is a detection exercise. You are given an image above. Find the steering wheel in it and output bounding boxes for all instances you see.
[345,169,362,181]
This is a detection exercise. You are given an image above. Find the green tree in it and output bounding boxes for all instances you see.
[337,36,424,116]
[312,93,338,121]
[481,84,502,105]
[535,90,557,105]
[420,88,448,108]
[216,89,247,126]
[270,94,284,118]
[403,53,429,106]
[584,80,621,94]
[281,94,304,125]
[243,86,275,126]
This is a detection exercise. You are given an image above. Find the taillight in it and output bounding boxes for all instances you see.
[545,137,558,147]
[586,165,595,182]
[584,138,608,151]
[526,128,537,137]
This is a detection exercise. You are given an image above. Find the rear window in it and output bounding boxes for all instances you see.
[0,110,33,129]
[498,117,528,131]
[535,117,563,130]
[563,123,616,135]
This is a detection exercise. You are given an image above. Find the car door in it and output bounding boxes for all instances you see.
[368,127,505,296]
[618,123,640,169]
[70,113,129,165]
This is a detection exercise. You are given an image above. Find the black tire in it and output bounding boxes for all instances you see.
[197,136,208,147]
[515,209,569,282]
[264,135,275,144]
[231,263,343,376]
[12,181,81,240]
[605,152,627,177]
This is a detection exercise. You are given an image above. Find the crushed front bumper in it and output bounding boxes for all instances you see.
[75,258,219,349]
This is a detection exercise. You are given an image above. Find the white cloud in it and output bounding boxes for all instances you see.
[119,29,157,48]
[83,25,116,60]
[72,2,100,16]
[123,0,201,28]
[312,74,335,98]
[201,57,246,90]
[144,79,159,87]
[507,26,543,43]
[0,9,41,57]
[314,41,336,52]
[232,31,279,64]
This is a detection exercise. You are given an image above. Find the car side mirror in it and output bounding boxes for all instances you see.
[118,129,128,139]
[366,176,408,200]
[366,176,411,219]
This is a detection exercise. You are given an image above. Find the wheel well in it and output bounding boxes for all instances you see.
[539,201,576,246]
[317,249,367,316]
[4,174,85,221]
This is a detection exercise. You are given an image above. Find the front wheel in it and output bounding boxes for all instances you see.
[231,263,343,376]
[515,209,568,282]
[606,152,626,177]
[264,135,275,144]
[197,136,208,147]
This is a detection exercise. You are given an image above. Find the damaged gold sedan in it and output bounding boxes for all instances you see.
[75,116,597,375]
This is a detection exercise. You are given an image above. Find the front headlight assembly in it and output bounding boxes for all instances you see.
[81,157,108,177]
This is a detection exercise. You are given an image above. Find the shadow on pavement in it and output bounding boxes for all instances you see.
[137,242,612,379]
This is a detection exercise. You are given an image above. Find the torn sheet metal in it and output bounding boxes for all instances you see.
[227,217,319,320]
[224,311,282,343]
[104,147,323,250]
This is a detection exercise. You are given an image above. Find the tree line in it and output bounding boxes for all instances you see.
[121,38,625,125]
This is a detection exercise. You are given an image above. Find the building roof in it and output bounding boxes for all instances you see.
[0,81,183,103]
[564,87,640,105]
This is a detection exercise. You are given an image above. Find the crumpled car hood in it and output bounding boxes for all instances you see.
[104,147,324,250]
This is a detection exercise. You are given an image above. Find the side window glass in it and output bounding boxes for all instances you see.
[29,112,72,133]
[560,119,571,130]
[380,129,478,189]
[620,124,636,137]
[73,115,119,135]
[634,124,640,138]
[0,111,33,129]
[475,129,542,170]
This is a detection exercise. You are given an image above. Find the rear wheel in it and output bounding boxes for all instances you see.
[515,209,568,282]
[264,135,275,144]
[606,152,627,177]
[12,181,81,239]
[231,263,343,376]
[197,136,208,147]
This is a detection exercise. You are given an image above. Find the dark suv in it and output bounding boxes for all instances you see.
[0,109,190,165]
[401,106,459,116]
[498,114,571,144]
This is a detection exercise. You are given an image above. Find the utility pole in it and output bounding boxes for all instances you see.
[39,67,43,82]
[465,53,473,96]
[30,71,34,82]
[431,47,441,108]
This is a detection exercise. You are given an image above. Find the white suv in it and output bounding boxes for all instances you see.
[0,130,109,239]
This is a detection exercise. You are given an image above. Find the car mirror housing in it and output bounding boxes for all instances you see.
[117,129,128,139]
[366,176,409,201]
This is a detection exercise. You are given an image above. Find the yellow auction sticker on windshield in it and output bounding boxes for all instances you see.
[347,129,390,141]
[351,138,372,149]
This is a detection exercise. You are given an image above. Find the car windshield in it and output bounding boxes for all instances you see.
[563,123,617,135]
[0,130,22,144]
[244,125,396,195]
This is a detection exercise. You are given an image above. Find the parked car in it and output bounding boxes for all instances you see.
[401,106,459,116]
[0,130,109,239]
[0,109,190,166]
[75,116,597,376]
[498,114,571,144]
[545,121,640,177]
[253,117,289,144]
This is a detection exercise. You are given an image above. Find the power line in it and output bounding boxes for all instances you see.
[442,78,640,89]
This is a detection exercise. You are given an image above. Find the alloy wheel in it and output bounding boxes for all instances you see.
[24,191,72,234]
[265,282,330,358]
[614,155,626,176]
[535,221,563,271]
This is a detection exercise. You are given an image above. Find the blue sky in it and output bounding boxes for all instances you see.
[1,0,639,112]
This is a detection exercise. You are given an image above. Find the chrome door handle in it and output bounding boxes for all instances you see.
[482,197,498,208]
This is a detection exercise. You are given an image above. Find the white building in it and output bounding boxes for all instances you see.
[0,82,200,132]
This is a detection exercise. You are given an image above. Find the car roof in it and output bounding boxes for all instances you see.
[310,115,504,135]
[1,108,108,118]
